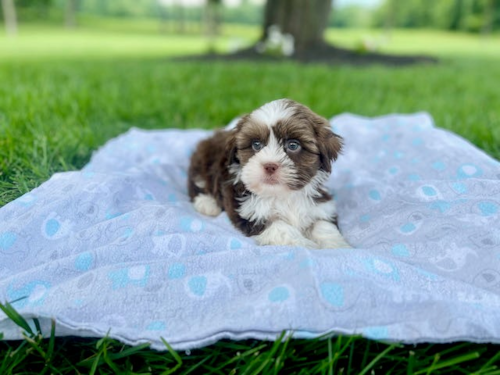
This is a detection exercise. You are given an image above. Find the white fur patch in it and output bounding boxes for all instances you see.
[238,172,335,231]
[229,163,242,184]
[194,178,206,189]
[309,220,351,249]
[251,99,294,128]
[193,194,221,217]
[253,220,318,248]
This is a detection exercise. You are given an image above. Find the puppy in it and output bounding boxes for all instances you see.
[188,99,350,249]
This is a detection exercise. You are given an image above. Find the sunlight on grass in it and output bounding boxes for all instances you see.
[0,26,224,61]
[325,28,500,59]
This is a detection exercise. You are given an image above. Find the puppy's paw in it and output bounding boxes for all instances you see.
[193,194,222,217]
[309,220,351,249]
[253,220,318,249]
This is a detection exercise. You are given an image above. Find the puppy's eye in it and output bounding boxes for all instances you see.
[286,140,301,152]
[252,140,263,151]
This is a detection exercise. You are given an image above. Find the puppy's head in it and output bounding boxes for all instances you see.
[228,99,342,197]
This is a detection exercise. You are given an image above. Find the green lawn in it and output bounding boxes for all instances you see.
[1,19,500,373]
[326,28,500,60]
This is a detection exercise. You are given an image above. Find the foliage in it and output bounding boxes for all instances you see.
[329,5,375,28]
[0,0,263,26]
[78,0,160,18]
[374,0,500,33]
[4,0,500,34]
[0,0,55,22]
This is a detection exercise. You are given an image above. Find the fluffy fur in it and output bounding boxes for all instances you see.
[187,99,350,249]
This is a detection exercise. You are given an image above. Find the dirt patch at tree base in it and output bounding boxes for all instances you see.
[176,43,438,67]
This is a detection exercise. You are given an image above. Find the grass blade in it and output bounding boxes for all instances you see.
[414,351,481,375]
[88,352,102,375]
[407,350,416,375]
[358,343,397,375]
[478,350,500,372]
[160,337,183,375]
[240,331,287,375]
[33,318,42,335]
[0,300,34,336]
[46,320,56,366]
[274,332,292,374]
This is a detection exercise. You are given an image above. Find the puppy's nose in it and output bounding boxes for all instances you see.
[263,163,279,175]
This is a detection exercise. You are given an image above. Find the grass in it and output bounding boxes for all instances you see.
[1,18,500,373]
[325,28,500,60]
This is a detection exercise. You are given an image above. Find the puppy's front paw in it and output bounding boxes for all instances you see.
[253,220,318,249]
[193,194,222,217]
[309,220,351,249]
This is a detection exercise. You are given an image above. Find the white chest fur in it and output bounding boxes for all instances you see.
[237,188,337,232]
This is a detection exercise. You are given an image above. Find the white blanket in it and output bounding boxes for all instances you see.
[1,113,499,349]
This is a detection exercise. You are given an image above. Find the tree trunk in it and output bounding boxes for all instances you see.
[1,0,17,36]
[384,0,397,36]
[449,0,464,30]
[204,0,221,38]
[65,0,78,29]
[261,0,332,55]
[481,0,495,35]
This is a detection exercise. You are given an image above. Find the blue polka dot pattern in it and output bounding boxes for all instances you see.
[391,244,410,257]
[364,258,400,281]
[269,286,290,302]
[363,326,389,340]
[400,223,416,233]
[147,321,166,331]
[457,164,482,179]
[229,238,242,250]
[168,263,186,279]
[188,276,207,296]
[478,202,498,216]
[75,252,94,271]
[0,232,17,251]
[369,190,381,201]
[320,283,344,307]
[432,161,446,171]
[422,186,437,196]
[45,219,60,237]
[180,217,204,233]
[451,182,467,194]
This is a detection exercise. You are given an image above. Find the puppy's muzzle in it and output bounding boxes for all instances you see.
[263,163,279,175]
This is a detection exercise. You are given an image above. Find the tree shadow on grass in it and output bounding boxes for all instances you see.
[176,43,438,67]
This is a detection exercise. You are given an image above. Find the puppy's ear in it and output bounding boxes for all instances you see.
[225,115,250,166]
[314,116,343,173]
[225,129,239,165]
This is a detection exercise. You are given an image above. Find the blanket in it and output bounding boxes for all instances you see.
[1,113,500,350]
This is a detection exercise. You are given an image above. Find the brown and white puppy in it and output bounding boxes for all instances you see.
[188,99,350,249]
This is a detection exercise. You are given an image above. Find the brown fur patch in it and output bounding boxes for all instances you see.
[234,116,271,165]
[188,127,266,237]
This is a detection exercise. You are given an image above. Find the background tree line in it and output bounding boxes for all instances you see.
[2,0,499,34]
[374,0,500,34]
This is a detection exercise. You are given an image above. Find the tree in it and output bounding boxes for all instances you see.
[1,0,17,36]
[204,0,221,38]
[65,0,79,28]
[261,0,332,55]
[481,0,496,34]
